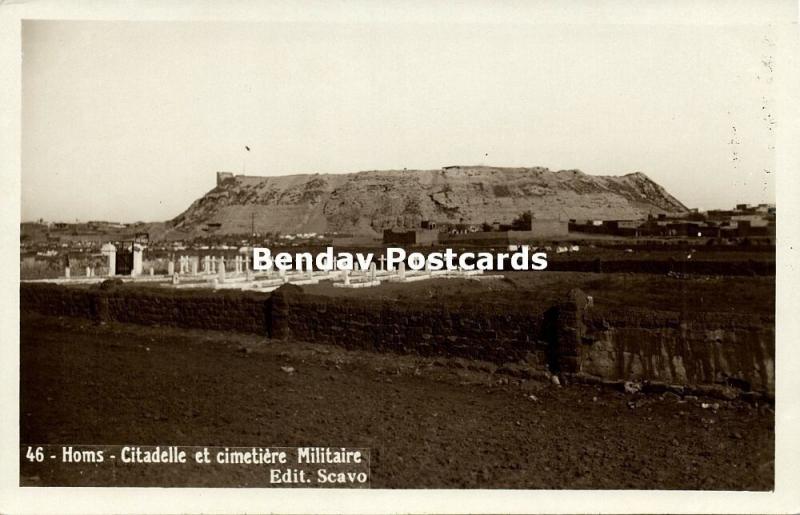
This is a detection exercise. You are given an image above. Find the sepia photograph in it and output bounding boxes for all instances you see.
[2,1,800,513]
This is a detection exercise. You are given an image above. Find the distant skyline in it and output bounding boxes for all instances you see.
[22,19,777,222]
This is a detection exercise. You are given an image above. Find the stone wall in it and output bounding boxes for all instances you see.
[20,283,98,319]
[20,283,269,335]
[270,287,549,364]
[20,282,774,394]
[581,308,774,394]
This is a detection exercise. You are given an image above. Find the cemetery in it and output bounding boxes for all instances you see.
[21,243,509,292]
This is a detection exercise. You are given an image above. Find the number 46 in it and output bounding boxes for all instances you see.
[26,446,44,462]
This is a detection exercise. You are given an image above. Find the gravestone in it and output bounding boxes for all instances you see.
[218,256,226,282]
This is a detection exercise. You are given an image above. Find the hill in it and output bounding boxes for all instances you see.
[165,166,688,238]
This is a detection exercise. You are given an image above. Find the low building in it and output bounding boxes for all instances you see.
[383,229,439,246]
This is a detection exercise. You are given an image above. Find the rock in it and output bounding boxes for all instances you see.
[280,366,295,374]
[624,381,642,394]
[550,375,561,386]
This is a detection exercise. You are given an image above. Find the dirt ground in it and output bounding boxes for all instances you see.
[19,313,773,489]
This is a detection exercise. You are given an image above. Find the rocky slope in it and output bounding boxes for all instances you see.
[167,166,688,237]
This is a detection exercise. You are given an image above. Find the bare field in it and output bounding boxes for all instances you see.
[20,313,773,489]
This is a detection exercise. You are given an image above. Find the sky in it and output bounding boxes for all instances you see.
[21,18,778,222]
